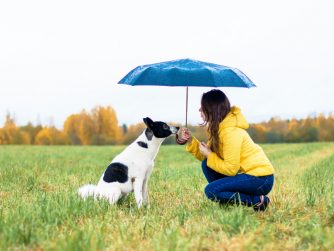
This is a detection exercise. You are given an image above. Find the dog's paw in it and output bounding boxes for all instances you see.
[108,194,119,205]
[142,199,150,208]
[136,199,143,209]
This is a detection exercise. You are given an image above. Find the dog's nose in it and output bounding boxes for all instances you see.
[170,126,179,134]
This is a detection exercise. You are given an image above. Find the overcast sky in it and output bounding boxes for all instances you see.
[0,0,333,128]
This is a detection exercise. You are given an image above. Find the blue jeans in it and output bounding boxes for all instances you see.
[202,160,274,206]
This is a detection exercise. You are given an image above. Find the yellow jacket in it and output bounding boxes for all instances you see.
[186,106,274,177]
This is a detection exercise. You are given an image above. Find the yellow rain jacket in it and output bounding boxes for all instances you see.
[186,106,274,176]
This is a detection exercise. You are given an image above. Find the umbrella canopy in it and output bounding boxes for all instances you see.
[118,58,256,88]
[118,58,256,132]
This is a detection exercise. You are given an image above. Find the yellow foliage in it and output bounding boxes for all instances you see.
[0,128,5,144]
[35,127,67,145]
[2,114,17,144]
[122,123,146,145]
[78,111,94,145]
[92,106,122,144]
[252,124,267,143]
[63,114,81,144]
[63,106,122,145]
[288,118,299,131]
[19,131,31,144]
[2,108,334,145]
[0,114,31,144]
[35,128,53,145]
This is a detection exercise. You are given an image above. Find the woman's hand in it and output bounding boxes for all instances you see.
[177,127,192,144]
[199,142,212,157]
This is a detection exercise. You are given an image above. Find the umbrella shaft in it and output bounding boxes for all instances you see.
[185,87,188,127]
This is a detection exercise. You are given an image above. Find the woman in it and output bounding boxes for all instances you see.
[178,89,274,211]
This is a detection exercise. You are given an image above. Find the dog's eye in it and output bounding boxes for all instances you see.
[163,124,169,130]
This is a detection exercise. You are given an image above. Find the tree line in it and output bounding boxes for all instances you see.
[248,114,334,143]
[0,106,333,145]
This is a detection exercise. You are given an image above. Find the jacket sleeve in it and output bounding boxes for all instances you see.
[206,129,242,176]
[185,136,206,161]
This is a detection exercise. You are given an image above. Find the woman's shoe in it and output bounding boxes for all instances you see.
[253,195,270,212]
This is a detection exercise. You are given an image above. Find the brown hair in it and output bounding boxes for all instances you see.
[200,89,231,157]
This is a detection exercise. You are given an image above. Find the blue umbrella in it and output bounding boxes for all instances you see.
[118,58,256,126]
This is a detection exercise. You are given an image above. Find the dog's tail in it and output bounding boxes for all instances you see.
[78,184,96,199]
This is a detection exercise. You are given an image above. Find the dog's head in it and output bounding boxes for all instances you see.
[143,117,179,139]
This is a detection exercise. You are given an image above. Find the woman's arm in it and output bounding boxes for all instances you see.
[186,136,206,161]
[206,129,242,176]
[179,128,206,161]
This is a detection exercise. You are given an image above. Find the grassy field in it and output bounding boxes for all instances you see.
[0,143,334,251]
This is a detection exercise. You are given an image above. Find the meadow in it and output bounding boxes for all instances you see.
[0,143,334,251]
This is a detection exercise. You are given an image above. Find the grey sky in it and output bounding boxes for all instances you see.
[0,0,333,128]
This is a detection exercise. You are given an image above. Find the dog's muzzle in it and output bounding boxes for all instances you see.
[170,126,180,134]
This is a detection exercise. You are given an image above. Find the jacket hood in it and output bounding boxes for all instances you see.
[220,106,249,130]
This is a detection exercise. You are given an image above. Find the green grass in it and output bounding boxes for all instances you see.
[1,143,334,250]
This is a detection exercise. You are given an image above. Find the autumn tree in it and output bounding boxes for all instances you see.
[3,109,334,145]
[91,106,122,145]
[63,110,95,145]
[327,114,334,141]
[0,128,6,144]
[63,106,122,145]
[285,118,300,143]
[0,114,30,144]
[121,122,146,145]
[2,114,17,144]
[315,113,334,141]
[20,122,43,144]
[299,116,319,142]
[248,124,267,143]
[35,127,67,145]
[63,114,81,145]
[78,110,95,145]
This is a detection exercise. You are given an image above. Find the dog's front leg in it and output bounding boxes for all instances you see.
[133,178,144,208]
[142,178,149,207]
[142,168,152,207]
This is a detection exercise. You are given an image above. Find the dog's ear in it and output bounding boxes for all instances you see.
[143,117,154,129]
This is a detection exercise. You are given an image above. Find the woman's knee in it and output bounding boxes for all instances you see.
[204,183,216,200]
[258,175,275,195]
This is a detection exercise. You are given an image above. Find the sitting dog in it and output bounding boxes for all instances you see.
[78,117,179,208]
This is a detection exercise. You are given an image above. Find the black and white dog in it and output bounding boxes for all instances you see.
[78,117,179,208]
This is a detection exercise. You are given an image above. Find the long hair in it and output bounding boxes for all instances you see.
[200,89,231,157]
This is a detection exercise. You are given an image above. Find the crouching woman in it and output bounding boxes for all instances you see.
[179,89,274,211]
